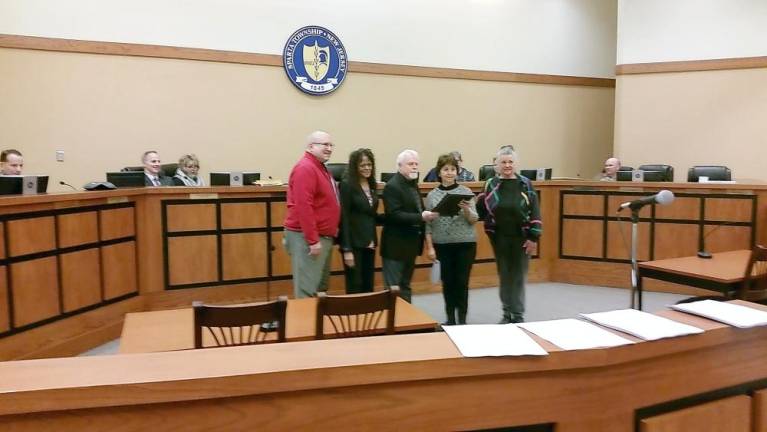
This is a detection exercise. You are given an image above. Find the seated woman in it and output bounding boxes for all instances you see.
[173,154,205,186]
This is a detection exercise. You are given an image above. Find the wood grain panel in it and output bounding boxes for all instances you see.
[640,395,750,432]
[270,202,287,228]
[60,250,101,312]
[166,204,216,232]
[270,232,292,277]
[607,195,652,219]
[562,194,603,216]
[754,388,767,432]
[617,55,767,75]
[168,236,218,285]
[330,247,345,272]
[705,198,752,222]
[221,233,268,280]
[0,267,8,333]
[221,202,267,229]
[606,221,651,261]
[374,226,383,269]
[100,207,135,240]
[561,220,602,258]
[704,225,752,254]
[653,224,699,260]
[7,217,55,257]
[475,223,494,260]
[10,257,59,327]
[654,196,700,220]
[102,242,138,300]
[0,222,5,259]
[57,212,98,247]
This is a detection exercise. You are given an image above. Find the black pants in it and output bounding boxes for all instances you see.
[382,257,415,302]
[434,242,477,324]
[489,234,528,321]
[343,247,375,294]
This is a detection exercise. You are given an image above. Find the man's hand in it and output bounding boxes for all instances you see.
[422,211,439,222]
[343,251,355,267]
[308,242,322,257]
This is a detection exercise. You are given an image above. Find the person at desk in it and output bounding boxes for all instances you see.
[424,154,478,325]
[381,149,439,302]
[142,151,173,186]
[173,154,205,186]
[598,157,621,181]
[283,131,341,298]
[0,149,23,175]
[423,151,475,182]
[477,146,541,324]
[339,148,380,294]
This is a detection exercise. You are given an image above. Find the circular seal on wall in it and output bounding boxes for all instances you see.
[283,25,348,96]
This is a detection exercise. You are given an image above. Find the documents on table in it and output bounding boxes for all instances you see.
[580,309,703,341]
[518,318,634,350]
[672,300,767,328]
[443,324,548,357]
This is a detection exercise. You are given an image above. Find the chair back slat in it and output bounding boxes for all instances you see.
[737,246,767,302]
[193,296,288,348]
[315,288,399,339]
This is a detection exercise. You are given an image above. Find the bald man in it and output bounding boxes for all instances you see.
[600,157,621,181]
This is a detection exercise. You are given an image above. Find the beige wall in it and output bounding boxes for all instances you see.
[614,67,767,182]
[0,48,615,191]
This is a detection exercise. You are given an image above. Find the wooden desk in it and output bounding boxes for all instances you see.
[638,249,750,308]
[119,297,437,353]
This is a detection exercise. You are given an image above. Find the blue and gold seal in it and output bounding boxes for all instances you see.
[283,25,348,96]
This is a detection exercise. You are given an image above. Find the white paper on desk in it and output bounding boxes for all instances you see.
[518,319,635,350]
[672,300,767,328]
[580,309,704,341]
[443,324,548,357]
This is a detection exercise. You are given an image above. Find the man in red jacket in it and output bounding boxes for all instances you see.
[283,131,341,298]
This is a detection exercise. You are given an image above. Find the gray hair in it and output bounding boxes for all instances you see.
[396,149,419,167]
[496,146,518,163]
[178,153,200,167]
[449,151,462,161]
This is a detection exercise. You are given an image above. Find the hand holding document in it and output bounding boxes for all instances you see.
[671,300,767,328]
[431,193,475,216]
[518,319,634,350]
[443,324,548,357]
[580,309,703,341]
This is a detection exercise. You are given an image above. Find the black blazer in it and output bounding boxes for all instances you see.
[144,173,173,186]
[380,173,425,260]
[338,180,380,251]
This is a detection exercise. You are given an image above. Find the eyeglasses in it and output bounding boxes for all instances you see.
[312,142,335,148]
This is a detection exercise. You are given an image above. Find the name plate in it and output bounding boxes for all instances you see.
[107,196,129,204]
[189,193,219,200]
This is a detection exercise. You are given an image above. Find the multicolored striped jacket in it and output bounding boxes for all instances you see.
[477,175,542,240]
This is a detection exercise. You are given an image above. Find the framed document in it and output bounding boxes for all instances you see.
[431,193,475,216]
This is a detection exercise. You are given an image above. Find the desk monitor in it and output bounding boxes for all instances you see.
[519,168,552,181]
[640,170,666,182]
[0,175,49,195]
[210,172,261,186]
[617,171,633,182]
[107,172,146,188]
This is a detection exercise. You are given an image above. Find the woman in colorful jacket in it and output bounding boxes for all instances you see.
[477,146,542,324]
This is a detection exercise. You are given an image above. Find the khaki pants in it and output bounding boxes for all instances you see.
[283,230,333,298]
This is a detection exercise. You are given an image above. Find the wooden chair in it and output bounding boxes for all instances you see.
[315,287,399,340]
[736,245,767,303]
[193,296,288,348]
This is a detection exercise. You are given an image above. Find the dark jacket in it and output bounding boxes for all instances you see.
[380,173,425,260]
[144,173,174,186]
[339,180,380,251]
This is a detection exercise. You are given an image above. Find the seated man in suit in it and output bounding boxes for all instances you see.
[0,149,23,175]
[142,150,173,186]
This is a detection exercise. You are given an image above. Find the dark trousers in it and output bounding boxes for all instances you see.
[343,247,375,294]
[382,257,415,302]
[434,242,476,324]
[489,234,528,321]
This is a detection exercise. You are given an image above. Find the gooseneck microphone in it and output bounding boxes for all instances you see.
[59,181,78,191]
[618,190,675,212]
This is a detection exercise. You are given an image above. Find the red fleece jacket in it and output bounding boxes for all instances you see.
[283,152,341,244]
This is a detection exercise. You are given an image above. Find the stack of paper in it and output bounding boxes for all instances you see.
[518,319,634,350]
[580,309,703,341]
[443,324,548,357]
[671,300,767,328]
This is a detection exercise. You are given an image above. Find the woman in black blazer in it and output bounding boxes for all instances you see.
[339,148,380,293]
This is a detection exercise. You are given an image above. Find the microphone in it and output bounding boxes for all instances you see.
[618,190,675,211]
[59,181,78,191]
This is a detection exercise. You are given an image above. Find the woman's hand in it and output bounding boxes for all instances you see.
[427,247,436,261]
[523,240,537,255]
[343,251,355,267]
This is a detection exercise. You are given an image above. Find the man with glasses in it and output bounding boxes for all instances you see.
[283,130,341,298]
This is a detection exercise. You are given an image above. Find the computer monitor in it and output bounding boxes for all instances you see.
[640,170,666,182]
[519,168,552,181]
[210,172,261,186]
[616,171,633,182]
[0,175,49,195]
[107,172,146,188]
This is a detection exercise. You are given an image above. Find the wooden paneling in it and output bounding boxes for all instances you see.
[168,236,218,285]
[754,389,767,432]
[270,202,287,228]
[705,225,752,254]
[655,196,700,220]
[640,395,751,432]
[102,242,137,300]
[221,202,267,229]
[10,257,59,327]
[653,224,699,260]
[561,220,602,258]
[57,212,98,247]
[60,250,101,312]
[562,194,603,216]
[705,198,752,222]
[270,232,292,277]
[0,267,8,333]
[330,246,345,272]
[475,223,494,260]
[221,233,268,280]
[374,226,383,268]
[166,204,216,232]
[616,55,767,75]
[607,195,652,219]
[606,221,651,261]
[100,207,135,240]
[7,217,55,256]
[0,222,5,259]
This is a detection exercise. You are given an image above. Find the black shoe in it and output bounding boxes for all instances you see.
[510,317,525,324]
[498,317,512,324]
[442,320,456,327]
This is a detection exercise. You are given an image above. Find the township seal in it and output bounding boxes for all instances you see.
[283,25,348,96]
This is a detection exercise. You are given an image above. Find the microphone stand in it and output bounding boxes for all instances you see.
[629,208,642,310]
